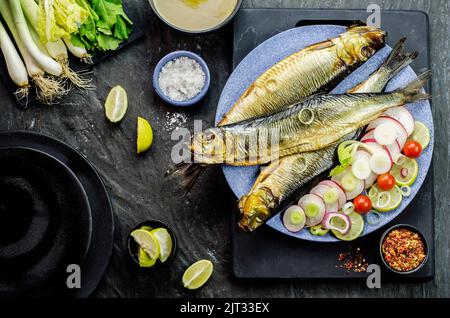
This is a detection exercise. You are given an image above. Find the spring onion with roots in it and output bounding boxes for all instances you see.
[20,0,93,89]
[0,18,28,99]
[63,36,91,63]
[0,0,65,103]
[9,0,62,76]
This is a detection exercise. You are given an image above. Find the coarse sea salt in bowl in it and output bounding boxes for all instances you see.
[152,51,210,107]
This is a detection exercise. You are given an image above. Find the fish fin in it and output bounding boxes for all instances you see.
[165,163,206,195]
[381,38,418,77]
[396,70,432,103]
[346,21,367,30]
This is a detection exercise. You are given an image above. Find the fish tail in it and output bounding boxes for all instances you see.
[381,38,418,77]
[396,70,432,103]
[165,163,207,195]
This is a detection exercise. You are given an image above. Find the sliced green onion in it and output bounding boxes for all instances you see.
[400,186,411,197]
[342,202,355,215]
[366,210,382,225]
[298,108,315,125]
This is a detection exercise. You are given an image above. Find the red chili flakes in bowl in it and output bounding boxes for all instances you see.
[381,228,426,272]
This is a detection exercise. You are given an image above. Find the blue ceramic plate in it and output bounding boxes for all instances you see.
[215,25,434,242]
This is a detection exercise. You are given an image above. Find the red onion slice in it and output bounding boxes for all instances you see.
[321,212,351,235]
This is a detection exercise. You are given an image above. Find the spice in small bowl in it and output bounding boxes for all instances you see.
[379,224,428,274]
[153,51,210,106]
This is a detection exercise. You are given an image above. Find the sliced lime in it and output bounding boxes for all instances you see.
[409,121,430,149]
[130,229,160,260]
[368,184,403,212]
[332,212,364,241]
[138,248,157,267]
[151,228,173,263]
[390,158,418,187]
[105,85,128,123]
[182,260,213,290]
[137,117,153,154]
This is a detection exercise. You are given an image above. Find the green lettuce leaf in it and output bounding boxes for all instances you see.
[37,0,88,43]
[74,0,133,51]
[329,141,360,177]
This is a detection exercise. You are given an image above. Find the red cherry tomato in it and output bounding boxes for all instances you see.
[403,141,422,158]
[353,195,372,214]
[377,173,396,191]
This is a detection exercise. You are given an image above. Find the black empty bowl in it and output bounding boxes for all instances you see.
[379,224,429,274]
[0,147,92,295]
[127,220,177,268]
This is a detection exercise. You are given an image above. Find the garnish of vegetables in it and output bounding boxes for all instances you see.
[329,141,361,177]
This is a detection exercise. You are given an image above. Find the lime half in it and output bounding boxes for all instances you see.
[182,260,213,290]
[137,117,153,154]
[138,248,157,267]
[130,229,160,260]
[151,228,173,263]
[368,184,403,212]
[332,212,364,241]
[409,121,430,149]
[390,157,418,186]
[105,85,128,123]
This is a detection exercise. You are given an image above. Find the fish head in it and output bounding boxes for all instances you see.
[190,128,226,163]
[338,26,386,63]
[238,187,275,232]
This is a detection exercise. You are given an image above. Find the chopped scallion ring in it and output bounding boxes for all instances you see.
[366,210,382,225]
[400,186,412,197]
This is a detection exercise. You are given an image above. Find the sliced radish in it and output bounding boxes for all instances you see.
[331,167,365,200]
[362,139,394,165]
[386,140,401,162]
[344,178,365,200]
[361,129,375,142]
[318,180,346,208]
[364,172,378,189]
[283,205,306,233]
[298,194,326,226]
[370,152,392,174]
[374,123,397,145]
[366,116,408,147]
[321,212,351,234]
[352,159,371,180]
[353,150,371,163]
[383,106,415,136]
[311,185,339,212]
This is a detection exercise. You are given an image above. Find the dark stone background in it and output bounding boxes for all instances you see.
[0,0,448,297]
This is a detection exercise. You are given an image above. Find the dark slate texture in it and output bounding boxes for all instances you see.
[0,0,448,297]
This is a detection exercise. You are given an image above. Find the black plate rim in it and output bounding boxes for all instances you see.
[0,145,94,262]
[0,130,115,297]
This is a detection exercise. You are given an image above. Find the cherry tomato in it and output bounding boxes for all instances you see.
[403,141,422,158]
[353,195,372,214]
[377,173,396,191]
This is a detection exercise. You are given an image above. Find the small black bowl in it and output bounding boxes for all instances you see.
[379,224,429,274]
[127,220,177,268]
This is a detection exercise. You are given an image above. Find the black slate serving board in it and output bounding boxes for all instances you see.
[231,9,434,281]
[0,3,143,108]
